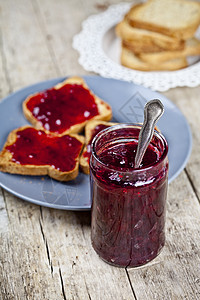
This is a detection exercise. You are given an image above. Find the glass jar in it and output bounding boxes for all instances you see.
[90,124,168,267]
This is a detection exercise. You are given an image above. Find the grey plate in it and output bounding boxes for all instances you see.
[0,76,192,210]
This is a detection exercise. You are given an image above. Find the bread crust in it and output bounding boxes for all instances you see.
[0,126,85,181]
[116,19,185,52]
[23,76,112,135]
[121,46,188,71]
[80,120,117,175]
[139,37,200,63]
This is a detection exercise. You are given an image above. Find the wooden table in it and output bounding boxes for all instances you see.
[0,0,200,299]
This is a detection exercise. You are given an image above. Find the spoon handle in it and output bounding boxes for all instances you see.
[134,118,156,169]
[134,99,164,169]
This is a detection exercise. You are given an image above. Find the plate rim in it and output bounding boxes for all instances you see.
[0,75,193,210]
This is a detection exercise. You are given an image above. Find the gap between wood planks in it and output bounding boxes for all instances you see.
[185,169,200,204]
[0,28,12,94]
[125,268,137,300]
[38,206,70,300]
[59,267,67,300]
[30,0,62,77]
[38,205,100,300]
[37,205,136,299]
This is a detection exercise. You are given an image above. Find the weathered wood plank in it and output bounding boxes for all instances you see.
[0,0,66,298]
[0,191,64,300]
[0,0,57,91]
[33,0,133,76]
[0,188,9,234]
[164,86,200,203]
[39,207,134,300]
[0,31,10,99]
[33,0,85,77]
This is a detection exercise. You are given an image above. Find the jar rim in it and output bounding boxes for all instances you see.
[91,123,168,174]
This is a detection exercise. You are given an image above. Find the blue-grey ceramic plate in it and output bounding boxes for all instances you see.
[0,76,192,210]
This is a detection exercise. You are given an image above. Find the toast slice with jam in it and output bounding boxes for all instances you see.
[0,126,84,181]
[23,76,112,135]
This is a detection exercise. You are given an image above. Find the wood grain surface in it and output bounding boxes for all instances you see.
[0,0,200,299]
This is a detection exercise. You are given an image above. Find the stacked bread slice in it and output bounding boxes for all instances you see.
[116,0,200,71]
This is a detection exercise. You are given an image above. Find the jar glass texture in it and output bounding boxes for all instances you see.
[90,124,169,267]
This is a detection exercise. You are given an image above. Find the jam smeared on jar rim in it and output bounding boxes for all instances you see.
[26,83,99,134]
[6,127,83,172]
[83,124,110,162]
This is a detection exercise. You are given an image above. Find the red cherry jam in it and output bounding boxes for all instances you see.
[90,125,168,267]
[26,83,99,134]
[83,124,110,163]
[6,127,83,172]
[98,142,160,171]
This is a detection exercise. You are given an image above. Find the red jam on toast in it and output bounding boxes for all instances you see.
[26,83,99,134]
[6,127,83,172]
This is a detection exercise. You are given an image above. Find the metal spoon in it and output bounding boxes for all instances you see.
[134,99,164,169]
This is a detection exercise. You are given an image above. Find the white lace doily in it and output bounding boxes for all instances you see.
[73,2,200,92]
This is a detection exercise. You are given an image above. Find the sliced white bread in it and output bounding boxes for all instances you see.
[139,37,200,63]
[121,46,188,71]
[116,18,185,52]
[127,0,200,40]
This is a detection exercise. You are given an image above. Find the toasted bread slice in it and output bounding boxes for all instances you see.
[121,46,188,71]
[127,0,200,40]
[80,120,117,175]
[122,39,184,54]
[0,126,85,181]
[139,37,200,63]
[116,19,185,52]
[23,76,112,135]
[80,120,160,174]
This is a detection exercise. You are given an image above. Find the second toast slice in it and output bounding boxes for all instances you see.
[80,120,117,175]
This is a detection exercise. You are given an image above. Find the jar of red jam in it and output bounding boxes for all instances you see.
[90,124,168,267]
